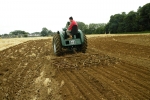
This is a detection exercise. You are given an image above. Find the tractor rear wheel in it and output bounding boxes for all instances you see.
[81,34,87,53]
[53,34,62,56]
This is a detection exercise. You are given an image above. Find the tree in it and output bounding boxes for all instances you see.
[30,32,41,36]
[124,11,138,32]
[104,23,110,34]
[88,23,98,34]
[108,14,126,33]
[138,3,150,31]
[84,24,90,34]
[77,22,87,33]
[41,27,49,36]
[10,30,29,37]
[24,34,28,37]
[95,23,106,34]
[105,2,150,33]
[48,30,53,36]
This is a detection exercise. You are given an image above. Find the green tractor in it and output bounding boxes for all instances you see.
[53,23,87,56]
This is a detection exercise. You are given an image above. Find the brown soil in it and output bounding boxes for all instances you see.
[0,35,150,100]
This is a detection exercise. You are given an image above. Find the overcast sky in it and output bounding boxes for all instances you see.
[0,0,149,34]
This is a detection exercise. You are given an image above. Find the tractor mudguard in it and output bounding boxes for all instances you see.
[57,31,66,46]
[78,29,84,44]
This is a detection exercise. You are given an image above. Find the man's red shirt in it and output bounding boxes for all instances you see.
[68,20,78,30]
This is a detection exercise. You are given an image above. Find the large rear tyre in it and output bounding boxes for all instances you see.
[81,34,87,53]
[53,34,62,56]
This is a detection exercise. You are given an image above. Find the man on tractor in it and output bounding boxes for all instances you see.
[66,16,78,39]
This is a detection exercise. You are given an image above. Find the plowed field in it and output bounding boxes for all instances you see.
[0,35,150,100]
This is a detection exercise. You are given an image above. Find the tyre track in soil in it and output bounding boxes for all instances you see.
[108,65,150,99]
[72,69,119,99]
[64,70,97,100]
[52,51,123,99]
[114,63,150,88]
[53,51,150,100]
[89,65,149,99]
[56,70,76,100]
[82,68,132,99]
[69,70,104,99]
[0,35,150,100]
[52,35,150,100]
[0,39,62,100]
[88,36,150,68]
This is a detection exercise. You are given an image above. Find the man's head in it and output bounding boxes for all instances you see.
[69,16,73,22]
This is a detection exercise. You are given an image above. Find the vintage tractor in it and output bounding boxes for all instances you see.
[53,23,87,56]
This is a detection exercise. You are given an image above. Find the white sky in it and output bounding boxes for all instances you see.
[0,0,149,34]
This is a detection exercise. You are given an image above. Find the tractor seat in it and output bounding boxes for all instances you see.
[71,25,79,39]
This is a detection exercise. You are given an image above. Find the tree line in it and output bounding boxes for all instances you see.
[77,2,150,34]
[77,22,106,34]
[0,28,53,38]
[105,3,150,33]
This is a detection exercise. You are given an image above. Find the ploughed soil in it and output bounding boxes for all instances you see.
[0,35,150,100]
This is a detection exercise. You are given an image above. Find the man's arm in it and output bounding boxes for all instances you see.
[68,22,74,30]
